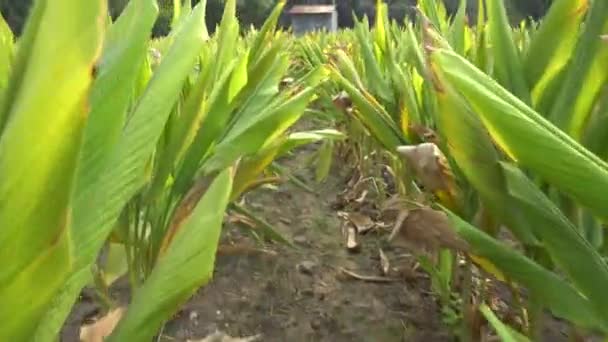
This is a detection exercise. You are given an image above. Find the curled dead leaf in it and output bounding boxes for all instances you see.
[396,143,456,195]
[79,307,125,342]
[387,206,469,253]
[344,212,375,234]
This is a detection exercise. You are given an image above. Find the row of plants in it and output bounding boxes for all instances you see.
[291,0,608,339]
[0,0,344,340]
[2,0,608,340]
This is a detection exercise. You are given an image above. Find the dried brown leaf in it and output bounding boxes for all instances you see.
[396,143,456,194]
[345,212,375,233]
[388,206,469,253]
[379,248,390,275]
[79,307,125,342]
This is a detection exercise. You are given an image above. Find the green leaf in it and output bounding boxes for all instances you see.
[501,162,608,324]
[479,304,530,342]
[74,0,159,217]
[109,168,232,342]
[525,0,588,106]
[486,0,530,103]
[0,0,105,339]
[549,0,608,136]
[315,140,333,183]
[0,12,13,130]
[432,72,538,244]
[203,86,318,173]
[36,5,207,341]
[449,0,467,56]
[430,48,608,221]
[444,209,605,331]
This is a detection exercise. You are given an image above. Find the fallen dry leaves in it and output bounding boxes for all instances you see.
[387,206,469,253]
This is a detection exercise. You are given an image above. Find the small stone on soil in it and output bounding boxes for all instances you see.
[292,234,308,245]
[296,260,317,275]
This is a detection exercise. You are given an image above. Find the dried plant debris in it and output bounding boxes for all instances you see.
[396,143,456,194]
[339,267,399,283]
[188,331,261,342]
[378,248,390,276]
[387,206,469,253]
[79,307,125,342]
[344,211,375,234]
[345,225,360,252]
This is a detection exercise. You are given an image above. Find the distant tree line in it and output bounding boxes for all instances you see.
[0,0,552,37]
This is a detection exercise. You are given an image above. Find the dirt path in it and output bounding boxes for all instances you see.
[61,142,450,342]
[159,146,449,342]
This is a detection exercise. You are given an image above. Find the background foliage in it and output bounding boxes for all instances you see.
[0,0,551,37]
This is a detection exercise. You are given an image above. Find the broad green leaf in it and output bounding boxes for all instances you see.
[0,13,13,130]
[330,65,404,150]
[73,0,206,270]
[101,243,129,286]
[582,88,608,160]
[202,87,318,173]
[172,59,237,193]
[354,23,392,106]
[525,0,588,105]
[479,304,530,342]
[315,140,333,183]
[486,0,530,103]
[74,0,159,216]
[172,0,181,28]
[36,6,207,342]
[444,209,605,331]
[433,73,538,244]
[549,0,608,136]
[418,0,443,33]
[430,48,608,221]
[211,0,238,82]
[501,162,608,323]
[249,0,285,65]
[109,168,232,342]
[0,0,105,339]
[567,19,608,140]
[449,0,466,56]
[147,44,211,203]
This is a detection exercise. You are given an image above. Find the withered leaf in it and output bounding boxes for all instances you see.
[396,143,456,194]
[388,206,469,253]
[344,212,375,234]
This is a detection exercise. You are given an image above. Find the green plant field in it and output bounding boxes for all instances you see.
[1,0,607,340]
